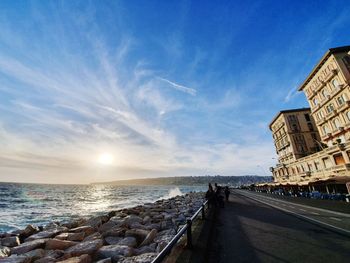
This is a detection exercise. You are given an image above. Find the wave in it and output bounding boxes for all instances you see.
[160,187,184,200]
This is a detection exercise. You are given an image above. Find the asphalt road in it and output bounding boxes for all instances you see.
[205,190,350,263]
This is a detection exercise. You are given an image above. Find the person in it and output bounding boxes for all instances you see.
[205,183,215,208]
[224,186,230,201]
[214,183,224,208]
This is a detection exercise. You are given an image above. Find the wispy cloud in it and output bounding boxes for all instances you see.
[284,86,300,103]
[157,77,197,96]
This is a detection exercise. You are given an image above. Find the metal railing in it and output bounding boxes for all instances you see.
[151,200,209,263]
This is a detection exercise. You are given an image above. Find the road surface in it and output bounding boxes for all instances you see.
[205,190,350,263]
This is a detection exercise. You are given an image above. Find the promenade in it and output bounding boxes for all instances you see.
[200,190,350,263]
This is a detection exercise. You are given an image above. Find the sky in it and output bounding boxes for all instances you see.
[1,0,350,184]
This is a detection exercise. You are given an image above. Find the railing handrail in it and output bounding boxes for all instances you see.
[151,199,208,263]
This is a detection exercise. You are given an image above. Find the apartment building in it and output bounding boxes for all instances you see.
[270,46,350,193]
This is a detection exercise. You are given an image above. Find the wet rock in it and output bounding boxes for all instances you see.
[103,237,122,246]
[140,229,157,247]
[118,253,157,263]
[11,239,48,255]
[21,225,40,239]
[1,236,20,247]
[55,233,85,242]
[69,227,95,237]
[124,215,142,226]
[124,229,149,244]
[23,248,45,261]
[83,233,102,242]
[97,222,116,233]
[56,254,91,263]
[0,255,31,263]
[95,258,111,263]
[116,237,137,248]
[101,227,126,238]
[133,244,156,256]
[85,216,108,230]
[65,239,103,257]
[44,223,60,230]
[25,227,67,242]
[34,257,58,263]
[0,245,11,258]
[97,245,133,261]
[45,239,77,250]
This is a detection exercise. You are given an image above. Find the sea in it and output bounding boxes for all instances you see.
[0,183,206,233]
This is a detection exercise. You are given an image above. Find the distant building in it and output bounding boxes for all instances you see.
[270,46,350,194]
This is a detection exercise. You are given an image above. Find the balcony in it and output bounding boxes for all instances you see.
[324,163,350,173]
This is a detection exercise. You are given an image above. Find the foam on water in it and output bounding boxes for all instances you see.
[0,183,206,233]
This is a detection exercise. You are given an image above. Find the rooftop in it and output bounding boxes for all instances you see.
[269,107,311,130]
[298,45,350,91]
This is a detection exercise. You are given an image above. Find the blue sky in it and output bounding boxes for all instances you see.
[1,0,350,184]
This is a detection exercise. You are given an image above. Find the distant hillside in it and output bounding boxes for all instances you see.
[93,175,272,187]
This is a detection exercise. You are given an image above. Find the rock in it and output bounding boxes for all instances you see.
[97,222,116,233]
[45,239,77,250]
[154,234,173,244]
[156,241,167,253]
[124,229,149,244]
[108,217,125,226]
[95,258,111,263]
[21,225,40,239]
[140,229,157,247]
[142,216,151,225]
[124,215,142,226]
[101,227,126,238]
[85,216,108,229]
[34,257,58,263]
[133,245,155,256]
[55,233,85,242]
[65,239,103,257]
[104,237,122,246]
[116,237,137,248]
[0,246,11,258]
[83,233,102,242]
[118,253,157,263]
[69,227,94,236]
[44,249,65,259]
[160,220,174,231]
[25,227,67,242]
[44,223,60,230]
[97,245,133,261]
[1,236,20,248]
[23,248,45,261]
[0,255,31,263]
[56,254,91,263]
[11,239,48,255]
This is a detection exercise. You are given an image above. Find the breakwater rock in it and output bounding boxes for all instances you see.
[0,192,205,263]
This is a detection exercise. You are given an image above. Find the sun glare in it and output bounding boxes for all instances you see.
[97,153,114,165]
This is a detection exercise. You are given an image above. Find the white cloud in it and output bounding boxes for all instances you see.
[157,77,197,96]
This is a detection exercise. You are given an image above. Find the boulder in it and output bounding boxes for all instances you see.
[142,216,151,224]
[34,256,58,263]
[104,237,122,246]
[56,254,91,263]
[43,250,65,259]
[25,227,67,242]
[0,255,31,263]
[65,239,103,257]
[11,239,48,255]
[95,258,111,263]
[140,229,157,247]
[0,245,11,258]
[154,234,173,244]
[23,248,45,261]
[69,227,95,236]
[124,229,149,244]
[21,225,39,239]
[85,216,108,229]
[116,237,137,248]
[124,215,142,226]
[1,236,20,247]
[97,245,133,261]
[83,233,102,242]
[118,253,157,263]
[97,222,116,233]
[101,227,126,238]
[55,233,85,242]
[45,239,77,250]
[133,245,155,256]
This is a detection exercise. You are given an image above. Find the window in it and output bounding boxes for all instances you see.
[337,96,345,106]
[326,103,334,113]
[323,157,332,168]
[319,110,324,118]
[347,111,350,121]
[334,154,345,165]
[333,118,341,129]
[304,114,311,122]
[322,124,330,135]
[321,89,329,98]
[307,123,314,131]
[332,79,339,88]
[313,98,318,106]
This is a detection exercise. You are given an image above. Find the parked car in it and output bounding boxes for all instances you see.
[310,191,322,199]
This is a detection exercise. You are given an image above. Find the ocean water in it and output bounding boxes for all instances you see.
[0,183,206,233]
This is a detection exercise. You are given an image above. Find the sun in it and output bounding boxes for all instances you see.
[97,153,114,165]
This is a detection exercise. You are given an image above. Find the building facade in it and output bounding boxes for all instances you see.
[270,46,350,193]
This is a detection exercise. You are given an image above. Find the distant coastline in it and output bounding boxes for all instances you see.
[91,175,272,186]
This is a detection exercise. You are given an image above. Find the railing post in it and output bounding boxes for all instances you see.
[201,204,205,219]
[186,219,192,249]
